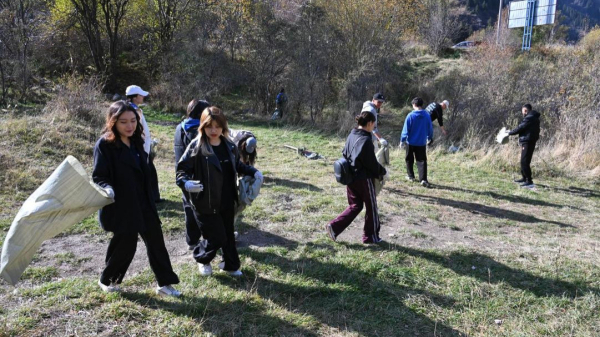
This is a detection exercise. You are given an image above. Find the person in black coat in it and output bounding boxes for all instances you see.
[176,107,262,277]
[93,101,181,297]
[508,103,541,187]
[326,111,387,244]
[174,99,210,250]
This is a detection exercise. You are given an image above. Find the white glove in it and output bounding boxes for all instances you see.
[379,138,388,147]
[104,187,115,199]
[184,181,204,193]
[254,171,264,181]
[400,142,407,149]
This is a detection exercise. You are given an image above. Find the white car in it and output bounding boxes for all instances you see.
[452,41,476,49]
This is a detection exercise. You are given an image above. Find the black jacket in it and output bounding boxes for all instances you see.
[93,137,160,232]
[426,102,444,127]
[174,121,199,168]
[509,110,541,144]
[176,136,257,214]
[343,128,386,180]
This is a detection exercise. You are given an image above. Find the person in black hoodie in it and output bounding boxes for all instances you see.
[174,99,210,249]
[176,107,261,277]
[508,103,541,187]
[93,101,181,297]
[326,111,387,244]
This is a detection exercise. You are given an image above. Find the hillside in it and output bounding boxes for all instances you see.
[1,106,599,336]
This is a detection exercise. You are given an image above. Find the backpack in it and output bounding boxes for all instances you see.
[333,138,361,185]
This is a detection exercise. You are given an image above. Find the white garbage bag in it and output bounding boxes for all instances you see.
[0,156,113,285]
[496,127,510,144]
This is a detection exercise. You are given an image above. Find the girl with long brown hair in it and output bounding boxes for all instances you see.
[93,100,181,296]
[176,106,262,276]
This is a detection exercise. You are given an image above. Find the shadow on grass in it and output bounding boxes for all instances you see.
[433,184,583,211]
[217,222,463,335]
[352,244,599,299]
[236,246,463,337]
[386,188,576,229]
[536,184,600,199]
[120,292,320,336]
[263,176,323,192]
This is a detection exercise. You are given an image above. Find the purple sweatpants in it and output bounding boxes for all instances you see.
[329,178,381,243]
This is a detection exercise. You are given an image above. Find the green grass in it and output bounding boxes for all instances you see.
[0,107,599,336]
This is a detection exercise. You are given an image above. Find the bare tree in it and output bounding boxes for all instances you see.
[421,0,465,56]
[70,0,105,71]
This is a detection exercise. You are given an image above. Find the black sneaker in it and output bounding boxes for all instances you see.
[520,181,534,188]
[420,180,431,188]
[325,224,337,242]
[406,175,416,182]
[513,178,526,183]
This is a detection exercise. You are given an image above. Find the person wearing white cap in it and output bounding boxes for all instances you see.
[362,92,388,150]
[126,85,163,202]
[425,100,450,136]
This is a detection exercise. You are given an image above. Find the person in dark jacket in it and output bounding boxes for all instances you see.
[176,107,262,276]
[93,101,181,297]
[401,97,434,187]
[425,100,449,136]
[326,111,387,244]
[174,99,210,250]
[275,88,288,118]
[508,103,541,187]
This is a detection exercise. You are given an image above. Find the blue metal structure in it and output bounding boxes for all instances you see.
[521,0,537,51]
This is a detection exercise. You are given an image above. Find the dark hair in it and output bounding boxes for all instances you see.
[187,99,210,119]
[126,94,138,101]
[238,133,257,166]
[355,111,376,126]
[411,97,424,108]
[102,101,144,144]
[522,104,532,111]
[280,88,285,93]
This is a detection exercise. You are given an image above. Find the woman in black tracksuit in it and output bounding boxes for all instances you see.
[327,111,387,244]
[93,101,180,296]
[176,107,262,276]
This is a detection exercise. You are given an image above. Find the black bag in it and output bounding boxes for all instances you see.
[333,138,361,185]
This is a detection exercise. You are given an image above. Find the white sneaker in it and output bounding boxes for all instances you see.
[98,280,120,293]
[156,285,181,297]
[217,262,242,277]
[198,263,213,276]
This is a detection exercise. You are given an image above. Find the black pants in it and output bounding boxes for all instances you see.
[193,206,240,271]
[520,141,537,183]
[405,145,428,182]
[149,155,161,201]
[100,224,179,287]
[182,195,201,246]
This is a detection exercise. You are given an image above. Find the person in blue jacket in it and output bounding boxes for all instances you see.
[174,99,210,250]
[400,97,433,187]
[93,101,181,297]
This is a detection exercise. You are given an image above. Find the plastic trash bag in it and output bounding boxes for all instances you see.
[0,156,113,285]
[496,127,510,144]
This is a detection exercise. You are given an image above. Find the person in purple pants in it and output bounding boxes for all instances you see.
[326,110,387,244]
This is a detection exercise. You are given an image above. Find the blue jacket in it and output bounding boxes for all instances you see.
[401,109,433,146]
